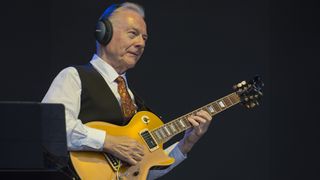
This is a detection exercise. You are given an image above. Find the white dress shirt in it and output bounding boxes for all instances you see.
[42,54,186,179]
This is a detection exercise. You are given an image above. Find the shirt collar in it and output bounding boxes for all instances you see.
[90,54,126,83]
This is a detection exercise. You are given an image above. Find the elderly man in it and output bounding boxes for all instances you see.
[42,2,212,179]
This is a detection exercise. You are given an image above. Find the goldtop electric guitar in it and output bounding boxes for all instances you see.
[70,76,264,180]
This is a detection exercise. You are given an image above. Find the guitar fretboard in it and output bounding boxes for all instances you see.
[150,92,240,144]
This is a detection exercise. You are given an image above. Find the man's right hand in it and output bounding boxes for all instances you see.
[103,134,144,165]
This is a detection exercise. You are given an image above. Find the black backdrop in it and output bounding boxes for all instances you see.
[0,0,319,179]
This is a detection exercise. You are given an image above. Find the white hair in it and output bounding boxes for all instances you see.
[112,2,145,18]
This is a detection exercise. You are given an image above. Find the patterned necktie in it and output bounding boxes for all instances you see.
[115,76,136,121]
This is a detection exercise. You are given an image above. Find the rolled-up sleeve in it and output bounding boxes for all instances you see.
[42,67,106,151]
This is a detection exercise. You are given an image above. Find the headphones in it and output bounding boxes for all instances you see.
[95,4,121,46]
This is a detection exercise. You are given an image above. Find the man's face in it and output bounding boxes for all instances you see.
[104,10,148,74]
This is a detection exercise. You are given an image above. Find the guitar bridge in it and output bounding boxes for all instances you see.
[139,129,159,152]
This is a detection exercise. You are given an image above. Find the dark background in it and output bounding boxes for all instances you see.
[0,0,319,179]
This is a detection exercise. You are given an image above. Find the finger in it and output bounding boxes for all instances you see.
[117,154,137,166]
[187,116,200,126]
[196,110,212,121]
[134,148,145,156]
[127,158,138,165]
[134,143,143,151]
[131,152,143,161]
[128,140,143,150]
[192,115,207,124]
[133,144,145,156]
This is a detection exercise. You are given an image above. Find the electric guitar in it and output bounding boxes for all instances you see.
[70,76,264,180]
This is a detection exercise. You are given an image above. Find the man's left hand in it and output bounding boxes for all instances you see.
[178,110,213,154]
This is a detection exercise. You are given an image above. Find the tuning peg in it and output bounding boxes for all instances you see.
[233,85,237,90]
[255,101,260,106]
[237,88,244,95]
[249,95,254,99]
[237,83,242,88]
[250,102,256,108]
[241,81,246,86]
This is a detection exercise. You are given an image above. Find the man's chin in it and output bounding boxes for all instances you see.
[125,58,139,68]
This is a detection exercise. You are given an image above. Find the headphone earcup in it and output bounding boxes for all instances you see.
[95,19,113,46]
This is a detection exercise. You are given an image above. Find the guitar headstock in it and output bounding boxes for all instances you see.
[233,75,264,109]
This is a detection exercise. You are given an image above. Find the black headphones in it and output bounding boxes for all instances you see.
[95,4,121,46]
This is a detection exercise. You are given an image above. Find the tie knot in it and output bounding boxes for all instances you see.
[115,76,125,84]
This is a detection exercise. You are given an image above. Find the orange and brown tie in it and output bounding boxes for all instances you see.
[115,76,137,121]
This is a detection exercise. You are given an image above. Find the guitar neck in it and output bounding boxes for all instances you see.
[150,92,241,144]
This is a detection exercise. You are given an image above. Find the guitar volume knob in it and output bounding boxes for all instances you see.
[133,171,140,176]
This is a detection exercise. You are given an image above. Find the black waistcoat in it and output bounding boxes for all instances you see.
[74,64,151,126]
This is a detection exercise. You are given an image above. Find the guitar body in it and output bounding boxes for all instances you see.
[70,111,175,180]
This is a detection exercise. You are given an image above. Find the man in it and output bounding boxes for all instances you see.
[42,2,212,179]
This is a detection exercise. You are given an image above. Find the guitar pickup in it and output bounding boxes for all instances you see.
[139,129,159,152]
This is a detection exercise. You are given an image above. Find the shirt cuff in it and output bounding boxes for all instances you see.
[169,143,187,163]
[80,126,106,150]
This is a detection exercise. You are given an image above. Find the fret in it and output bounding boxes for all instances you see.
[207,105,214,113]
[151,131,159,143]
[227,95,234,105]
[159,128,167,139]
[171,121,177,131]
[208,105,215,112]
[218,100,226,108]
[155,132,161,143]
[229,93,240,104]
[198,107,206,115]
[155,131,162,143]
[178,118,186,128]
[187,111,195,117]
[212,102,221,112]
[173,120,182,132]
[164,125,172,136]
[172,120,180,132]
[206,105,216,115]
[182,117,191,128]
[201,106,210,113]
[192,111,198,116]
[223,97,232,107]
[154,129,162,141]
[169,123,177,133]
